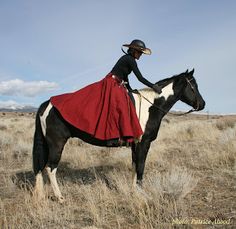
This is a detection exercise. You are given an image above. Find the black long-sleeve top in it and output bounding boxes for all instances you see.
[111,54,154,91]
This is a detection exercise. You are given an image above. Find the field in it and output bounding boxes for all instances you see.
[0,112,235,228]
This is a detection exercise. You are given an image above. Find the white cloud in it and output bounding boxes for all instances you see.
[0,79,58,97]
[0,100,28,110]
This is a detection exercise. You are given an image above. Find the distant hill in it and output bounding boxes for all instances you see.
[0,106,38,113]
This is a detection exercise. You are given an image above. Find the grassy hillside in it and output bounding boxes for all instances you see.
[0,112,235,228]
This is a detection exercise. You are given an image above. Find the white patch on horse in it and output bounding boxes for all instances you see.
[40,102,53,137]
[133,83,174,131]
[133,89,158,131]
[46,167,65,203]
[33,172,44,200]
[159,82,174,100]
[132,163,137,188]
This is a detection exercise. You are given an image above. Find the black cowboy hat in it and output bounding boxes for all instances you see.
[123,39,152,55]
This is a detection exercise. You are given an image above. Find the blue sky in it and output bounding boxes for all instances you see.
[0,0,235,114]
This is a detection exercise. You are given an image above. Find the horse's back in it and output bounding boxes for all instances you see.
[37,100,50,116]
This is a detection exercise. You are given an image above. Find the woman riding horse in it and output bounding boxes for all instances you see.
[33,68,205,203]
[51,39,162,146]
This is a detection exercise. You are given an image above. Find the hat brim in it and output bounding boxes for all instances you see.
[123,44,152,55]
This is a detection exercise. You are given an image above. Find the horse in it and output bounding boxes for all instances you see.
[32,69,205,203]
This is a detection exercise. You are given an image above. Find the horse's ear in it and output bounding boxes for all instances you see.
[189,68,195,75]
[185,69,189,74]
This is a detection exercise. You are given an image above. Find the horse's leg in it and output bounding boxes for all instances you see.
[135,138,151,186]
[131,143,137,187]
[46,137,68,203]
[32,103,50,201]
[45,167,63,203]
[33,171,45,201]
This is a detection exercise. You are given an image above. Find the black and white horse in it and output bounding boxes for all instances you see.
[32,69,205,202]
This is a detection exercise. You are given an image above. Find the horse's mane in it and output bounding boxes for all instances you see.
[139,72,187,92]
[155,72,186,87]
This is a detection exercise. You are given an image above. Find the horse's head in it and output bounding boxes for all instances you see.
[179,69,205,111]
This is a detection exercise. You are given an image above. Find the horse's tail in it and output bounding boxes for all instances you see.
[32,101,49,175]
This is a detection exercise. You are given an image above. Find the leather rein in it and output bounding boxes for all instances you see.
[134,77,199,117]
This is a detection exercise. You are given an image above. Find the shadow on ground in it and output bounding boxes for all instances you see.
[12,162,119,191]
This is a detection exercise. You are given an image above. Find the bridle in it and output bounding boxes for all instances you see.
[135,76,200,117]
[184,77,200,114]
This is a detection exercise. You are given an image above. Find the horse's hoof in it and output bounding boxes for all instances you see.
[50,195,65,204]
[135,184,152,200]
[136,180,143,187]
[58,196,65,204]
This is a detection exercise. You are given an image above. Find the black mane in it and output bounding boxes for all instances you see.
[156,72,186,87]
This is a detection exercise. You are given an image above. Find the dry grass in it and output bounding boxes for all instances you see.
[0,112,235,228]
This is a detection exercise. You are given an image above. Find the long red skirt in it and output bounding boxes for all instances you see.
[50,73,143,142]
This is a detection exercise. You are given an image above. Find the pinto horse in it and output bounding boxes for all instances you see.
[32,69,205,202]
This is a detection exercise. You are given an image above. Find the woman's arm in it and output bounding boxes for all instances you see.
[131,58,162,93]
[132,60,154,88]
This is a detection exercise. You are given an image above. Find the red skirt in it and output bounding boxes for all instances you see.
[50,73,143,142]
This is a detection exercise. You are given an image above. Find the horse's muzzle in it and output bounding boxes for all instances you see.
[196,100,205,111]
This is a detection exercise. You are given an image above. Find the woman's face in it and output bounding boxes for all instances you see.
[134,50,142,60]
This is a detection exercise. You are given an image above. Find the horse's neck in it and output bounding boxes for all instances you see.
[136,88,158,101]
[135,81,175,102]
[133,88,159,113]
[132,82,176,130]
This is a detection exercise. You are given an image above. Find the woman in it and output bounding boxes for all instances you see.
[51,39,162,146]
[111,39,162,98]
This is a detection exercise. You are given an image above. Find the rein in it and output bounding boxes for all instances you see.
[183,77,200,114]
[134,77,200,117]
[135,91,167,115]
